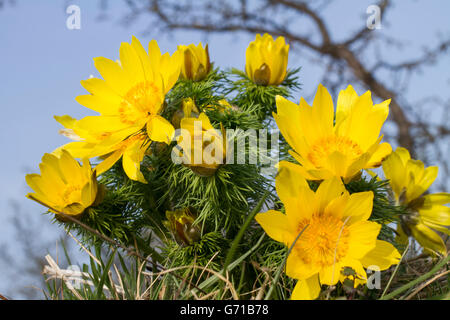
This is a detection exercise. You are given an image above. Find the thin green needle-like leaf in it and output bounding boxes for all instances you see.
[222,190,269,275]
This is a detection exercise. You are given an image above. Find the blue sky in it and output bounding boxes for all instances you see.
[0,0,449,298]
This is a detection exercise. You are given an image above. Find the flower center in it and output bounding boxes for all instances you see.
[295,213,349,268]
[119,81,163,125]
[307,136,363,168]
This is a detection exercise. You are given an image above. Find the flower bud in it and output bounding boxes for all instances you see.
[245,33,289,86]
[171,98,200,129]
[176,113,227,177]
[164,208,201,245]
[178,43,212,81]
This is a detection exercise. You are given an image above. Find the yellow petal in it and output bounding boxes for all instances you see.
[410,223,447,256]
[362,99,390,146]
[275,161,316,224]
[79,77,121,100]
[367,142,392,168]
[63,202,85,216]
[341,191,374,224]
[75,115,131,133]
[353,99,390,150]
[423,220,450,236]
[147,115,175,144]
[271,44,288,85]
[275,168,314,224]
[406,165,438,202]
[325,151,349,178]
[346,220,380,259]
[319,262,342,286]
[361,240,401,270]
[25,173,43,194]
[286,252,319,280]
[273,96,303,153]
[382,150,406,199]
[275,161,309,203]
[26,171,60,200]
[255,210,292,244]
[315,177,347,213]
[75,94,120,117]
[344,152,372,182]
[148,39,162,70]
[419,205,450,227]
[312,84,334,138]
[59,149,83,185]
[94,149,124,176]
[131,36,153,81]
[423,192,450,205]
[41,153,66,183]
[122,139,148,183]
[119,41,146,82]
[81,182,95,207]
[336,90,372,139]
[291,274,321,300]
[161,49,181,91]
[93,57,130,95]
[39,162,65,190]
[395,147,411,165]
[245,42,261,80]
[323,192,350,219]
[335,85,358,126]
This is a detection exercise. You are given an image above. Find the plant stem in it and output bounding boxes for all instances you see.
[380,254,450,300]
[222,190,269,275]
[381,242,410,298]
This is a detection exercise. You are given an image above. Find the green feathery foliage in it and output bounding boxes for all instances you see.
[36,46,449,303]
[165,231,230,271]
[225,68,301,121]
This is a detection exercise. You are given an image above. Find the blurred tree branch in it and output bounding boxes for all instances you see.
[110,0,450,188]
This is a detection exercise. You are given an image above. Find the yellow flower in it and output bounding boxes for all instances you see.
[245,33,289,86]
[175,112,227,177]
[274,84,392,182]
[382,147,449,256]
[25,150,99,219]
[255,161,400,300]
[178,42,211,81]
[55,37,181,183]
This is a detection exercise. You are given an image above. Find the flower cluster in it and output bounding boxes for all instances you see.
[28,34,289,211]
[26,33,448,300]
[257,85,400,299]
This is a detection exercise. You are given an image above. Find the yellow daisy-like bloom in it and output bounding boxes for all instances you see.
[274,84,392,182]
[382,147,449,256]
[175,112,227,177]
[25,150,99,219]
[245,33,289,86]
[178,42,211,81]
[256,162,400,299]
[56,36,181,183]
